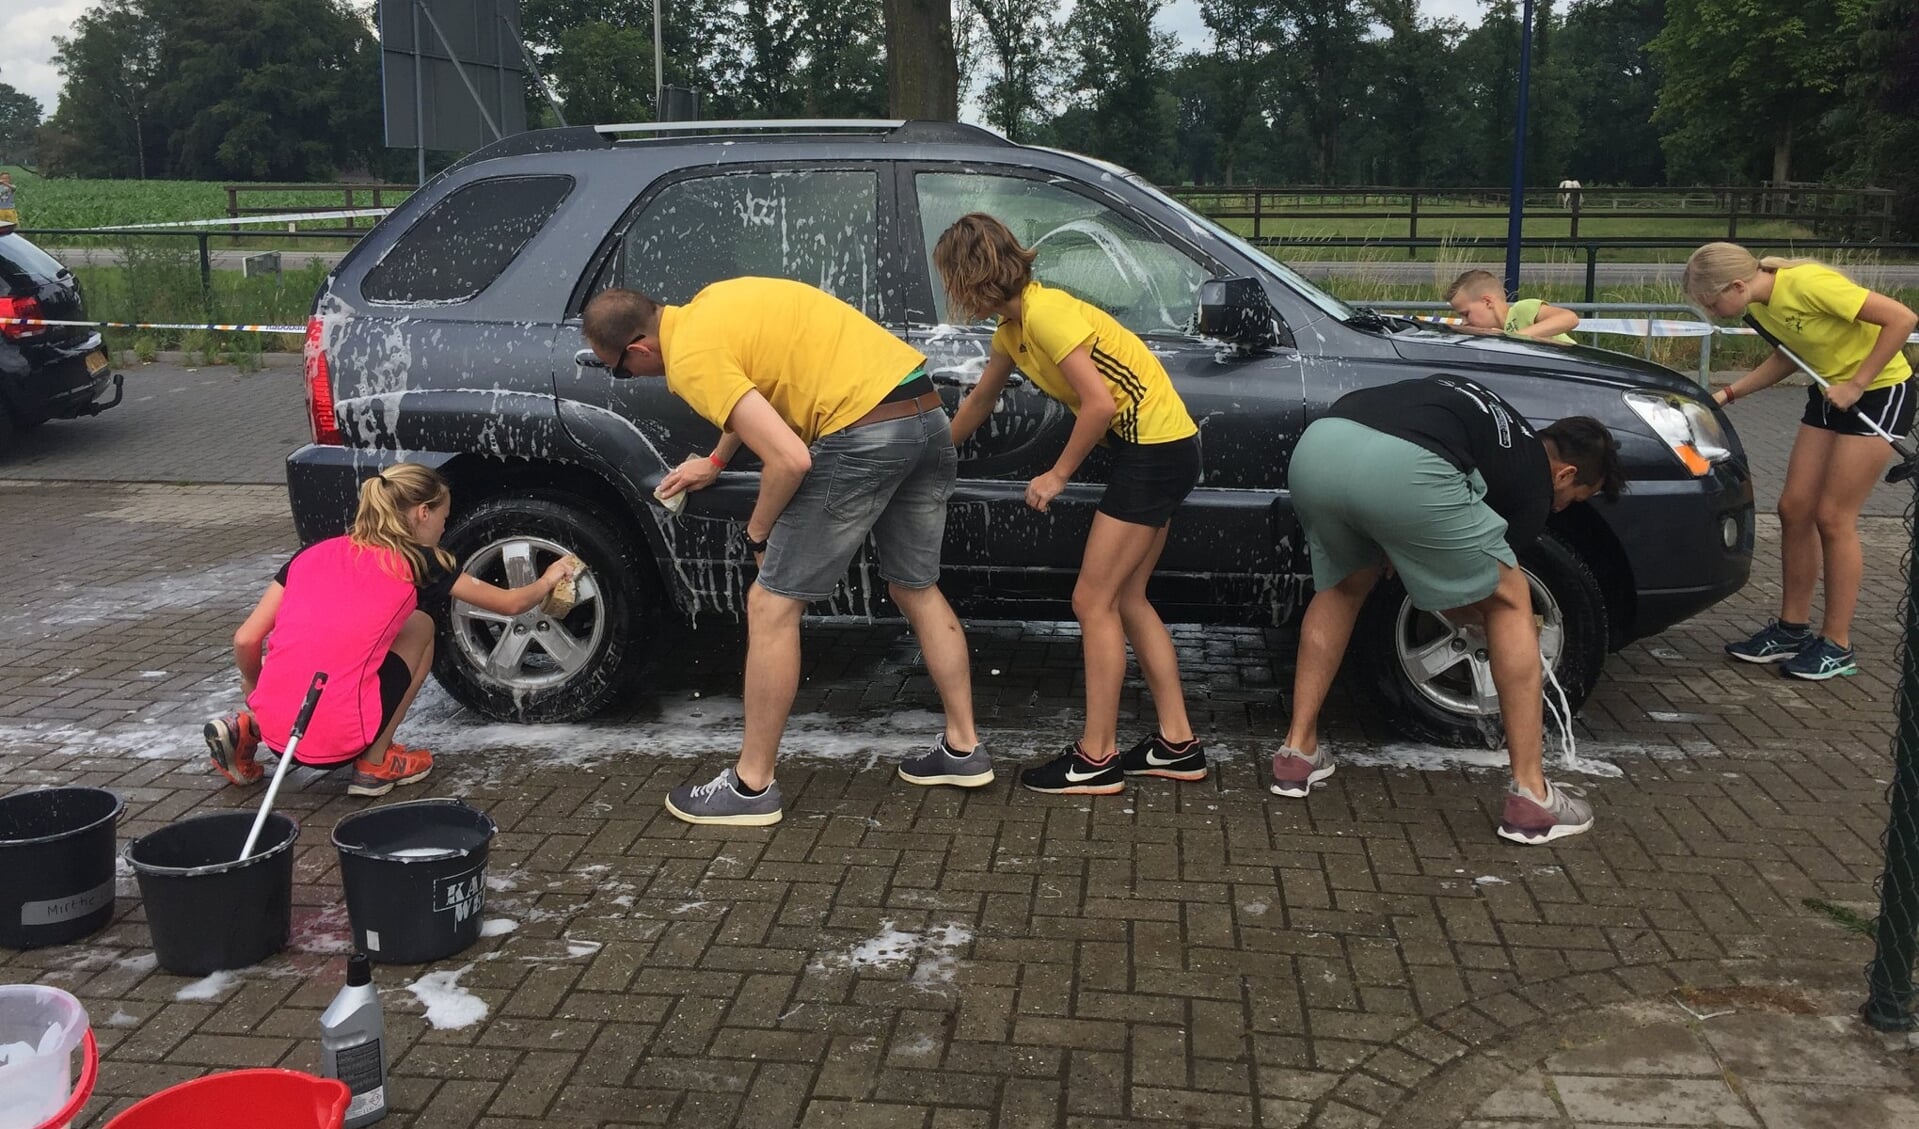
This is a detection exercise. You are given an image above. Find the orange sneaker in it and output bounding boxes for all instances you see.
[347,743,434,797]
[204,712,263,786]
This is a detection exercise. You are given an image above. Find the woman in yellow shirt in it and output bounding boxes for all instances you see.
[1686,242,1919,680]
[935,213,1204,795]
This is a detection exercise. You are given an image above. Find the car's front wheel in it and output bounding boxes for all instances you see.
[434,492,658,721]
[1351,530,1609,748]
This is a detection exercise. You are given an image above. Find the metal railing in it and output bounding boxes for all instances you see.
[1245,236,1919,304]
[1168,184,1899,242]
[224,183,414,236]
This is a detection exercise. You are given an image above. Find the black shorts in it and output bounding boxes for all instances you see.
[1098,433,1201,527]
[375,651,412,740]
[1802,381,1916,438]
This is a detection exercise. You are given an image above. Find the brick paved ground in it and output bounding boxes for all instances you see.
[4,377,1918,1127]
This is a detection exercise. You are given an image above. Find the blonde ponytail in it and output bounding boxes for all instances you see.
[1685,242,1850,306]
[350,463,456,583]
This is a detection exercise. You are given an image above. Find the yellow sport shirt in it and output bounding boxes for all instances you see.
[990,281,1197,445]
[1750,264,1912,391]
[658,277,926,444]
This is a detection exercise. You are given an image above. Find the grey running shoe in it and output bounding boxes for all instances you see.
[1725,619,1813,664]
[1496,780,1594,845]
[664,767,783,826]
[899,736,994,787]
[1781,636,1858,681]
[1270,746,1334,798]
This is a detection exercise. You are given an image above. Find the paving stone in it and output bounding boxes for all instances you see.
[1545,1022,1722,1077]
[1553,1075,1758,1127]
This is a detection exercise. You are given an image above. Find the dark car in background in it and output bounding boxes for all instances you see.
[283,120,1753,746]
[0,230,120,448]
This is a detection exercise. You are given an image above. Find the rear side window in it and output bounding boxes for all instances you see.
[363,175,573,305]
[0,234,68,286]
[614,170,880,316]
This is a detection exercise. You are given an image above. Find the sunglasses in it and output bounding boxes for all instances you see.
[574,330,648,374]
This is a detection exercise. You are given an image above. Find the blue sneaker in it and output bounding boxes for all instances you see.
[1781,637,1858,681]
[899,736,994,788]
[664,767,783,826]
[1725,620,1813,664]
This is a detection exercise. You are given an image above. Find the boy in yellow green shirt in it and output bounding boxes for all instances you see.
[1446,268,1579,343]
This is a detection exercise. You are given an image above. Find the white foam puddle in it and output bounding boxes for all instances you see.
[817,921,974,986]
[174,970,238,1001]
[405,964,488,1030]
[479,919,518,937]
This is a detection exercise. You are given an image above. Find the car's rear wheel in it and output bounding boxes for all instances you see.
[434,492,659,722]
[1351,530,1609,748]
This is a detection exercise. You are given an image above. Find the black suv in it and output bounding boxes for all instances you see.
[0,230,120,447]
[287,120,1753,745]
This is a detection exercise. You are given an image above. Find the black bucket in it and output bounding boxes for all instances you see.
[332,799,496,965]
[0,787,124,949]
[128,811,297,976]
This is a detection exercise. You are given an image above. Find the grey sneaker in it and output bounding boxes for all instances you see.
[664,768,783,826]
[899,736,993,787]
[1497,780,1594,845]
[1270,746,1334,798]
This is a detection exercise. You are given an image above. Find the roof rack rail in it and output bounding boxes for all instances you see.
[595,119,906,136]
[592,119,1013,145]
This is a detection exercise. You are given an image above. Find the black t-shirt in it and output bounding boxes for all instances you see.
[275,542,457,618]
[1323,375,1552,552]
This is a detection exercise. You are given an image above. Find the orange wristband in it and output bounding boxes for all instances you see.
[708,453,727,469]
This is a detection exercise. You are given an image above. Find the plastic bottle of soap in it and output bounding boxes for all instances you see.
[321,952,388,1127]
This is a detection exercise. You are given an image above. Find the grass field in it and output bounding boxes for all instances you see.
[0,165,407,236]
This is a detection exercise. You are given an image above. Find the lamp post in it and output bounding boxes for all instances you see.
[654,0,664,122]
[1504,0,1536,301]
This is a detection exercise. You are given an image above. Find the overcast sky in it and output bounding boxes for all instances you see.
[3,0,1492,127]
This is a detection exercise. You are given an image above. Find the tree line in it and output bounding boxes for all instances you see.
[0,0,1913,232]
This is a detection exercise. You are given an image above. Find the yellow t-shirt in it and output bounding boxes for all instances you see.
[1750,264,1912,391]
[990,281,1197,445]
[1505,298,1575,344]
[658,277,926,444]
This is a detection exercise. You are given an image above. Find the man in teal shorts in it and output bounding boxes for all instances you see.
[1272,375,1622,844]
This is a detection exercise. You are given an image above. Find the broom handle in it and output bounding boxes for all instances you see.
[1742,315,1915,452]
[238,672,327,861]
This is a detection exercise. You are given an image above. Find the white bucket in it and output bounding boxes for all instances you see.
[0,985,89,1129]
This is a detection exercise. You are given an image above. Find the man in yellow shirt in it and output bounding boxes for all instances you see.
[1446,268,1579,343]
[583,279,985,825]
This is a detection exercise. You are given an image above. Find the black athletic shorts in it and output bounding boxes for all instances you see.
[1802,380,1916,438]
[1098,433,1201,528]
[375,652,412,739]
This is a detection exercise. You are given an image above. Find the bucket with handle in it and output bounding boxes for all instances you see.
[104,1070,347,1129]
[332,799,496,964]
[0,788,124,950]
[0,984,95,1129]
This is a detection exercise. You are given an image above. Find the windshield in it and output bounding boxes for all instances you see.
[1122,173,1355,322]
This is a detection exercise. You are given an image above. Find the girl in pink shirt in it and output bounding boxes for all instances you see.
[205,464,575,796]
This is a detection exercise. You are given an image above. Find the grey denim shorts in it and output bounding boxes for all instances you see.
[756,407,958,602]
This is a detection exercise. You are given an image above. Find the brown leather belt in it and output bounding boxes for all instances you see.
[845,389,943,430]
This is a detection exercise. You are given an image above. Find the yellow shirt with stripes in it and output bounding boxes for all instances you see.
[658,277,926,445]
[1750,264,1912,391]
[990,281,1197,445]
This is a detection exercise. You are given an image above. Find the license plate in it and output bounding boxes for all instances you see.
[85,350,107,375]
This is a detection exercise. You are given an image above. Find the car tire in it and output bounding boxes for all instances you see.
[434,492,660,722]
[1350,530,1609,748]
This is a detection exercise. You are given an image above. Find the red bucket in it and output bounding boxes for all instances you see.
[104,1070,348,1129]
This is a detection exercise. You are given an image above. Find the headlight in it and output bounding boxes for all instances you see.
[1624,391,1733,476]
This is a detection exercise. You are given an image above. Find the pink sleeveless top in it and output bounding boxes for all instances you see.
[248,536,420,764]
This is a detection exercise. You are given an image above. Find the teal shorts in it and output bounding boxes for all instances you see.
[1290,417,1517,611]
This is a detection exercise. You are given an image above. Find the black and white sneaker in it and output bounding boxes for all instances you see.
[1020,742,1124,795]
[899,736,994,787]
[1118,733,1208,781]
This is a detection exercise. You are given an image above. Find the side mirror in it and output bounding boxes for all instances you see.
[1197,277,1290,352]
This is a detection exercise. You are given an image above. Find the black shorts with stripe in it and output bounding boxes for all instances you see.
[1801,380,1916,438]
